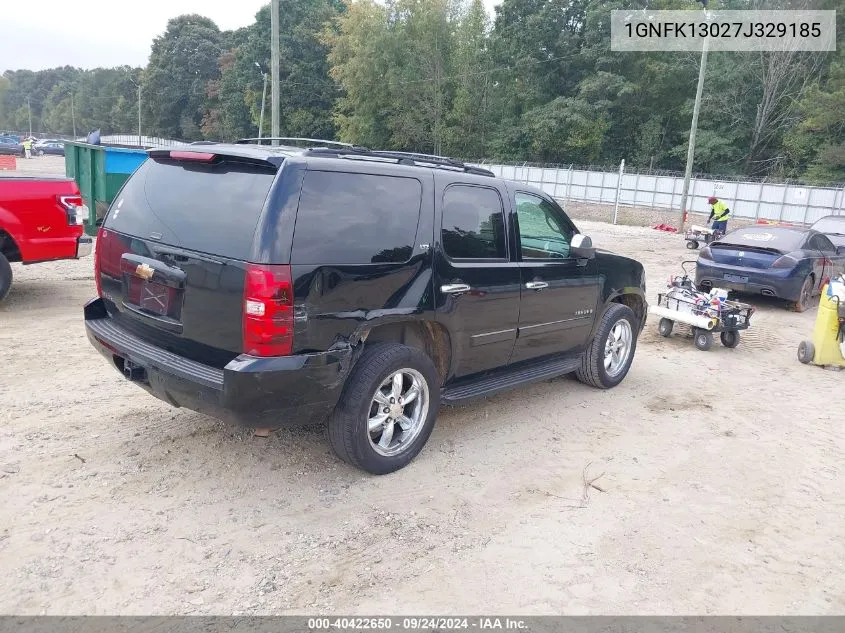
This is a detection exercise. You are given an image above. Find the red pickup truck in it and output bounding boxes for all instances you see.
[0,175,92,301]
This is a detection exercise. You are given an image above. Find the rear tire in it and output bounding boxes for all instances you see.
[658,318,674,337]
[797,340,815,365]
[576,303,638,389]
[686,240,699,250]
[694,328,713,351]
[792,275,814,313]
[720,330,740,348]
[327,343,439,475]
[0,252,12,302]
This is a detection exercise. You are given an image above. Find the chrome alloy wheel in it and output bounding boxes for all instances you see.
[604,319,633,378]
[367,368,429,457]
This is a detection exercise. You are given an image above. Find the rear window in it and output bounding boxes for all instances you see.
[718,229,806,252]
[291,171,422,265]
[104,158,277,260]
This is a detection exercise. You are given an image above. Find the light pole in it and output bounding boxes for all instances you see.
[271,0,280,144]
[678,3,711,231]
[27,98,32,137]
[70,93,76,138]
[128,75,142,147]
[255,62,269,141]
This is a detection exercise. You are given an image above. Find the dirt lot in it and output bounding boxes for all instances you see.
[2,156,845,615]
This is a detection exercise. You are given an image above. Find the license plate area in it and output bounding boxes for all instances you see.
[123,274,184,322]
[724,274,749,283]
[137,280,173,316]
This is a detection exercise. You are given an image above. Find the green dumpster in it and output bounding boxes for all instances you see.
[64,141,149,235]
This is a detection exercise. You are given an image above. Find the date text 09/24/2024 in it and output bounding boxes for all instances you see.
[307,618,528,630]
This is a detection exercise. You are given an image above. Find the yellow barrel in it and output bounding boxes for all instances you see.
[810,284,845,367]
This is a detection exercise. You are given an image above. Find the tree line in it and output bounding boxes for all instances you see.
[1,0,843,183]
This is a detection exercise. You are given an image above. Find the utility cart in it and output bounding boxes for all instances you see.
[648,261,755,351]
[684,224,723,250]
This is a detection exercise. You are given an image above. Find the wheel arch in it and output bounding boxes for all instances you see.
[356,319,452,385]
[0,229,22,263]
[607,289,647,332]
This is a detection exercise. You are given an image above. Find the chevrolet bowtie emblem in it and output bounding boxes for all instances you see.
[136,263,155,281]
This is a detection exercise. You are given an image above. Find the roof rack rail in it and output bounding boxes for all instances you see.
[305,147,495,177]
[235,137,358,149]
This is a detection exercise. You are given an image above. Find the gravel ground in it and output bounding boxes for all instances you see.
[1,155,844,615]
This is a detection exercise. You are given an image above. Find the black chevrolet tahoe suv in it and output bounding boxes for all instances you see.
[84,140,647,474]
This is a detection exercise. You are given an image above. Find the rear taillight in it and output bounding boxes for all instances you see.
[243,264,294,357]
[57,194,88,225]
[94,227,104,296]
[771,254,797,269]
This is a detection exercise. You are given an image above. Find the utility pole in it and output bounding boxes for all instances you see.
[255,62,268,141]
[137,82,142,147]
[129,75,142,147]
[70,94,76,138]
[27,98,32,137]
[678,6,710,231]
[271,0,280,144]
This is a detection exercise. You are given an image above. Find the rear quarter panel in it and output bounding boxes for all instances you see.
[285,162,438,354]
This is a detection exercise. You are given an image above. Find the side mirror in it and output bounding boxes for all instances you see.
[836,246,845,256]
[571,234,596,260]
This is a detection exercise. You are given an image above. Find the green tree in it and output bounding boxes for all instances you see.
[143,14,225,140]
[785,53,845,182]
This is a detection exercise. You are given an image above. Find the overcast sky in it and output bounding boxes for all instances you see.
[2,0,501,72]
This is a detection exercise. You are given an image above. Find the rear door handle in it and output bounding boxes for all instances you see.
[441,283,471,294]
[525,281,549,290]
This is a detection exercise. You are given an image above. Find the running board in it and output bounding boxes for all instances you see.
[441,356,582,404]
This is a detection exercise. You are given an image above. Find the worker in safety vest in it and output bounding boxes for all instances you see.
[22,137,32,159]
[707,196,730,234]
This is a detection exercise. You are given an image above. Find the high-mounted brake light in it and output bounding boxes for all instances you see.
[168,151,216,162]
[243,264,294,357]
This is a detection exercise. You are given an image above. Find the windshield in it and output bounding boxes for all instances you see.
[812,216,845,235]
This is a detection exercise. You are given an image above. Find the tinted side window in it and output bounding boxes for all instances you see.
[292,171,422,265]
[104,159,277,260]
[809,234,835,253]
[441,185,507,259]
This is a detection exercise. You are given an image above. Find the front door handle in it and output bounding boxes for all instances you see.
[441,283,471,294]
[525,281,549,290]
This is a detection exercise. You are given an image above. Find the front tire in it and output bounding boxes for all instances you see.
[720,330,740,348]
[576,303,638,389]
[658,318,674,337]
[327,343,439,475]
[0,252,12,302]
[686,240,699,250]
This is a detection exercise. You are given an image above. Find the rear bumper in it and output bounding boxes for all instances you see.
[695,262,804,301]
[83,298,352,427]
[76,236,93,258]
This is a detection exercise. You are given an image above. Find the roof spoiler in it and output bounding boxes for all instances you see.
[148,148,285,168]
